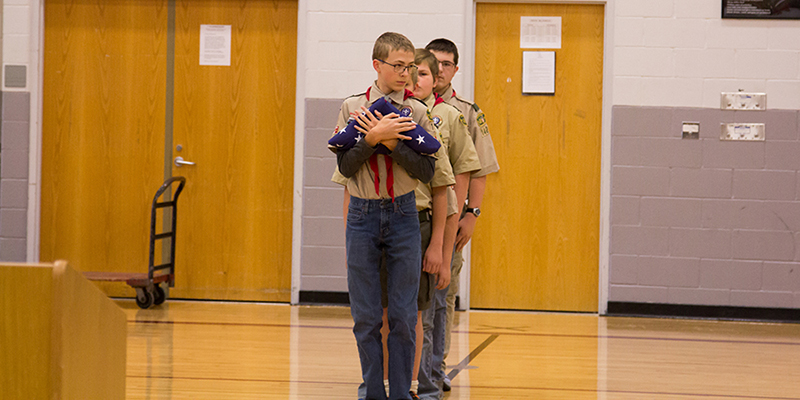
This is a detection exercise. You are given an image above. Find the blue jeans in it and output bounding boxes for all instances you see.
[417,282,448,399]
[348,191,421,400]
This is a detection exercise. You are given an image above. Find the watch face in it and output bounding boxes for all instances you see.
[469,208,480,216]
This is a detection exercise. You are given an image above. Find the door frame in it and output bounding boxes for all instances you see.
[462,0,614,314]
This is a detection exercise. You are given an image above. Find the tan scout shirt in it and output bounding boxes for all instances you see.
[423,94,481,177]
[331,82,440,200]
[413,93,479,214]
[446,186,458,216]
[438,85,500,177]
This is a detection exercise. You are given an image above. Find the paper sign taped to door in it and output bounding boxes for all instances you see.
[520,16,561,49]
[200,25,231,66]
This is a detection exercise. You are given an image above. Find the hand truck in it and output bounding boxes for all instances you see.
[83,176,186,309]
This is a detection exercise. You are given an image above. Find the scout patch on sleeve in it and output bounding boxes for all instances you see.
[476,112,490,137]
[458,114,468,127]
[476,112,487,127]
[432,115,443,128]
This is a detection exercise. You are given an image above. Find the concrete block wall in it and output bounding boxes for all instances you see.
[610,1,800,308]
[610,106,800,308]
[1,0,32,262]
[614,1,800,109]
[1,92,29,262]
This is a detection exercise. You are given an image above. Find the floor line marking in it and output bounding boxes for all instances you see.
[127,319,800,347]
[125,375,800,400]
[446,334,498,381]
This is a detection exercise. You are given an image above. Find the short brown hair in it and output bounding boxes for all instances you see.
[425,38,459,65]
[414,48,440,80]
[372,32,415,60]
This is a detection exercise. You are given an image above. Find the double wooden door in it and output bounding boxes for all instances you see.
[471,3,604,312]
[41,0,297,302]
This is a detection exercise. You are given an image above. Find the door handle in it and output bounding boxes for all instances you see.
[174,156,196,167]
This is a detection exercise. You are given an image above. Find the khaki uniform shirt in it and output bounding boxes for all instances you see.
[424,94,481,177]
[437,85,500,177]
[413,93,481,216]
[330,82,440,200]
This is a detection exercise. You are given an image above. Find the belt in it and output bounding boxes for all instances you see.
[418,209,431,223]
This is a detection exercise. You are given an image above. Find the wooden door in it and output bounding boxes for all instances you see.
[41,0,168,298]
[41,0,296,302]
[169,0,296,301]
[471,3,604,312]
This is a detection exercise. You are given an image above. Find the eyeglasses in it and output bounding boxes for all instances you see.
[438,60,456,70]
[376,59,418,74]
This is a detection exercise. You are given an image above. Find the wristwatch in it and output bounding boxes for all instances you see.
[465,207,481,217]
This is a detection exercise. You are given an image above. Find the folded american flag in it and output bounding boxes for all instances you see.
[329,97,441,155]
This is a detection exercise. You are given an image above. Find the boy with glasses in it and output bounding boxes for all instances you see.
[425,38,500,392]
[330,32,440,400]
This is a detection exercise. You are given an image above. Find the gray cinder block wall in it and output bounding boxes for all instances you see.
[610,106,800,309]
[0,92,30,262]
[301,98,348,292]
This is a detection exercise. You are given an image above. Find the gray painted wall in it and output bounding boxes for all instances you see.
[301,98,348,292]
[300,100,800,310]
[610,105,800,308]
[0,91,30,262]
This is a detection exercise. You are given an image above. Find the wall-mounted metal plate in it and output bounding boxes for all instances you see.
[682,122,699,139]
[720,92,766,110]
[720,123,765,141]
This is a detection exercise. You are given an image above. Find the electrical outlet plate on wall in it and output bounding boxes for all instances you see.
[720,92,766,110]
[720,123,765,141]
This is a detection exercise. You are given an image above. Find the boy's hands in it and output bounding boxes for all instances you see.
[354,107,414,149]
[436,259,451,290]
[455,214,477,252]
[423,243,443,276]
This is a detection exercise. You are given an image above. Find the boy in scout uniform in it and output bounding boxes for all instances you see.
[330,32,439,400]
[411,48,482,400]
[425,38,500,392]
[334,56,456,400]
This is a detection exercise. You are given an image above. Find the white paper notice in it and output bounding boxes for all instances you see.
[199,25,231,66]
[522,51,555,94]
[520,16,561,49]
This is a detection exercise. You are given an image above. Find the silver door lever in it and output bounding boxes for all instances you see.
[174,156,196,167]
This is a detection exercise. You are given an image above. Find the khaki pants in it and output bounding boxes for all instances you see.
[442,247,463,370]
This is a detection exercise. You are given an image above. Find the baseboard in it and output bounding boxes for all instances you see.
[607,302,800,323]
[299,291,350,305]
[298,291,463,310]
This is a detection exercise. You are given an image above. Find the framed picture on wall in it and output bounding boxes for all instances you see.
[722,0,800,19]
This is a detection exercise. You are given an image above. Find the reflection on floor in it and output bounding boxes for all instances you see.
[121,300,800,399]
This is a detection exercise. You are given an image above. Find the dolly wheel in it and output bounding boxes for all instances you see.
[153,285,166,306]
[135,289,154,309]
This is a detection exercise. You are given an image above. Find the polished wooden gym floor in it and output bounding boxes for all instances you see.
[120,300,800,399]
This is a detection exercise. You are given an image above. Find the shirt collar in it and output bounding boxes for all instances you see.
[421,93,436,109]
[436,84,455,101]
[368,81,406,105]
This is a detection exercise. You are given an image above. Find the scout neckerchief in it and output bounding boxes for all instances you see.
[363,87,416,201]
[434,92,445,107]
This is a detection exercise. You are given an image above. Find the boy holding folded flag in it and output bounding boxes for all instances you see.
[328,32,441,400]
